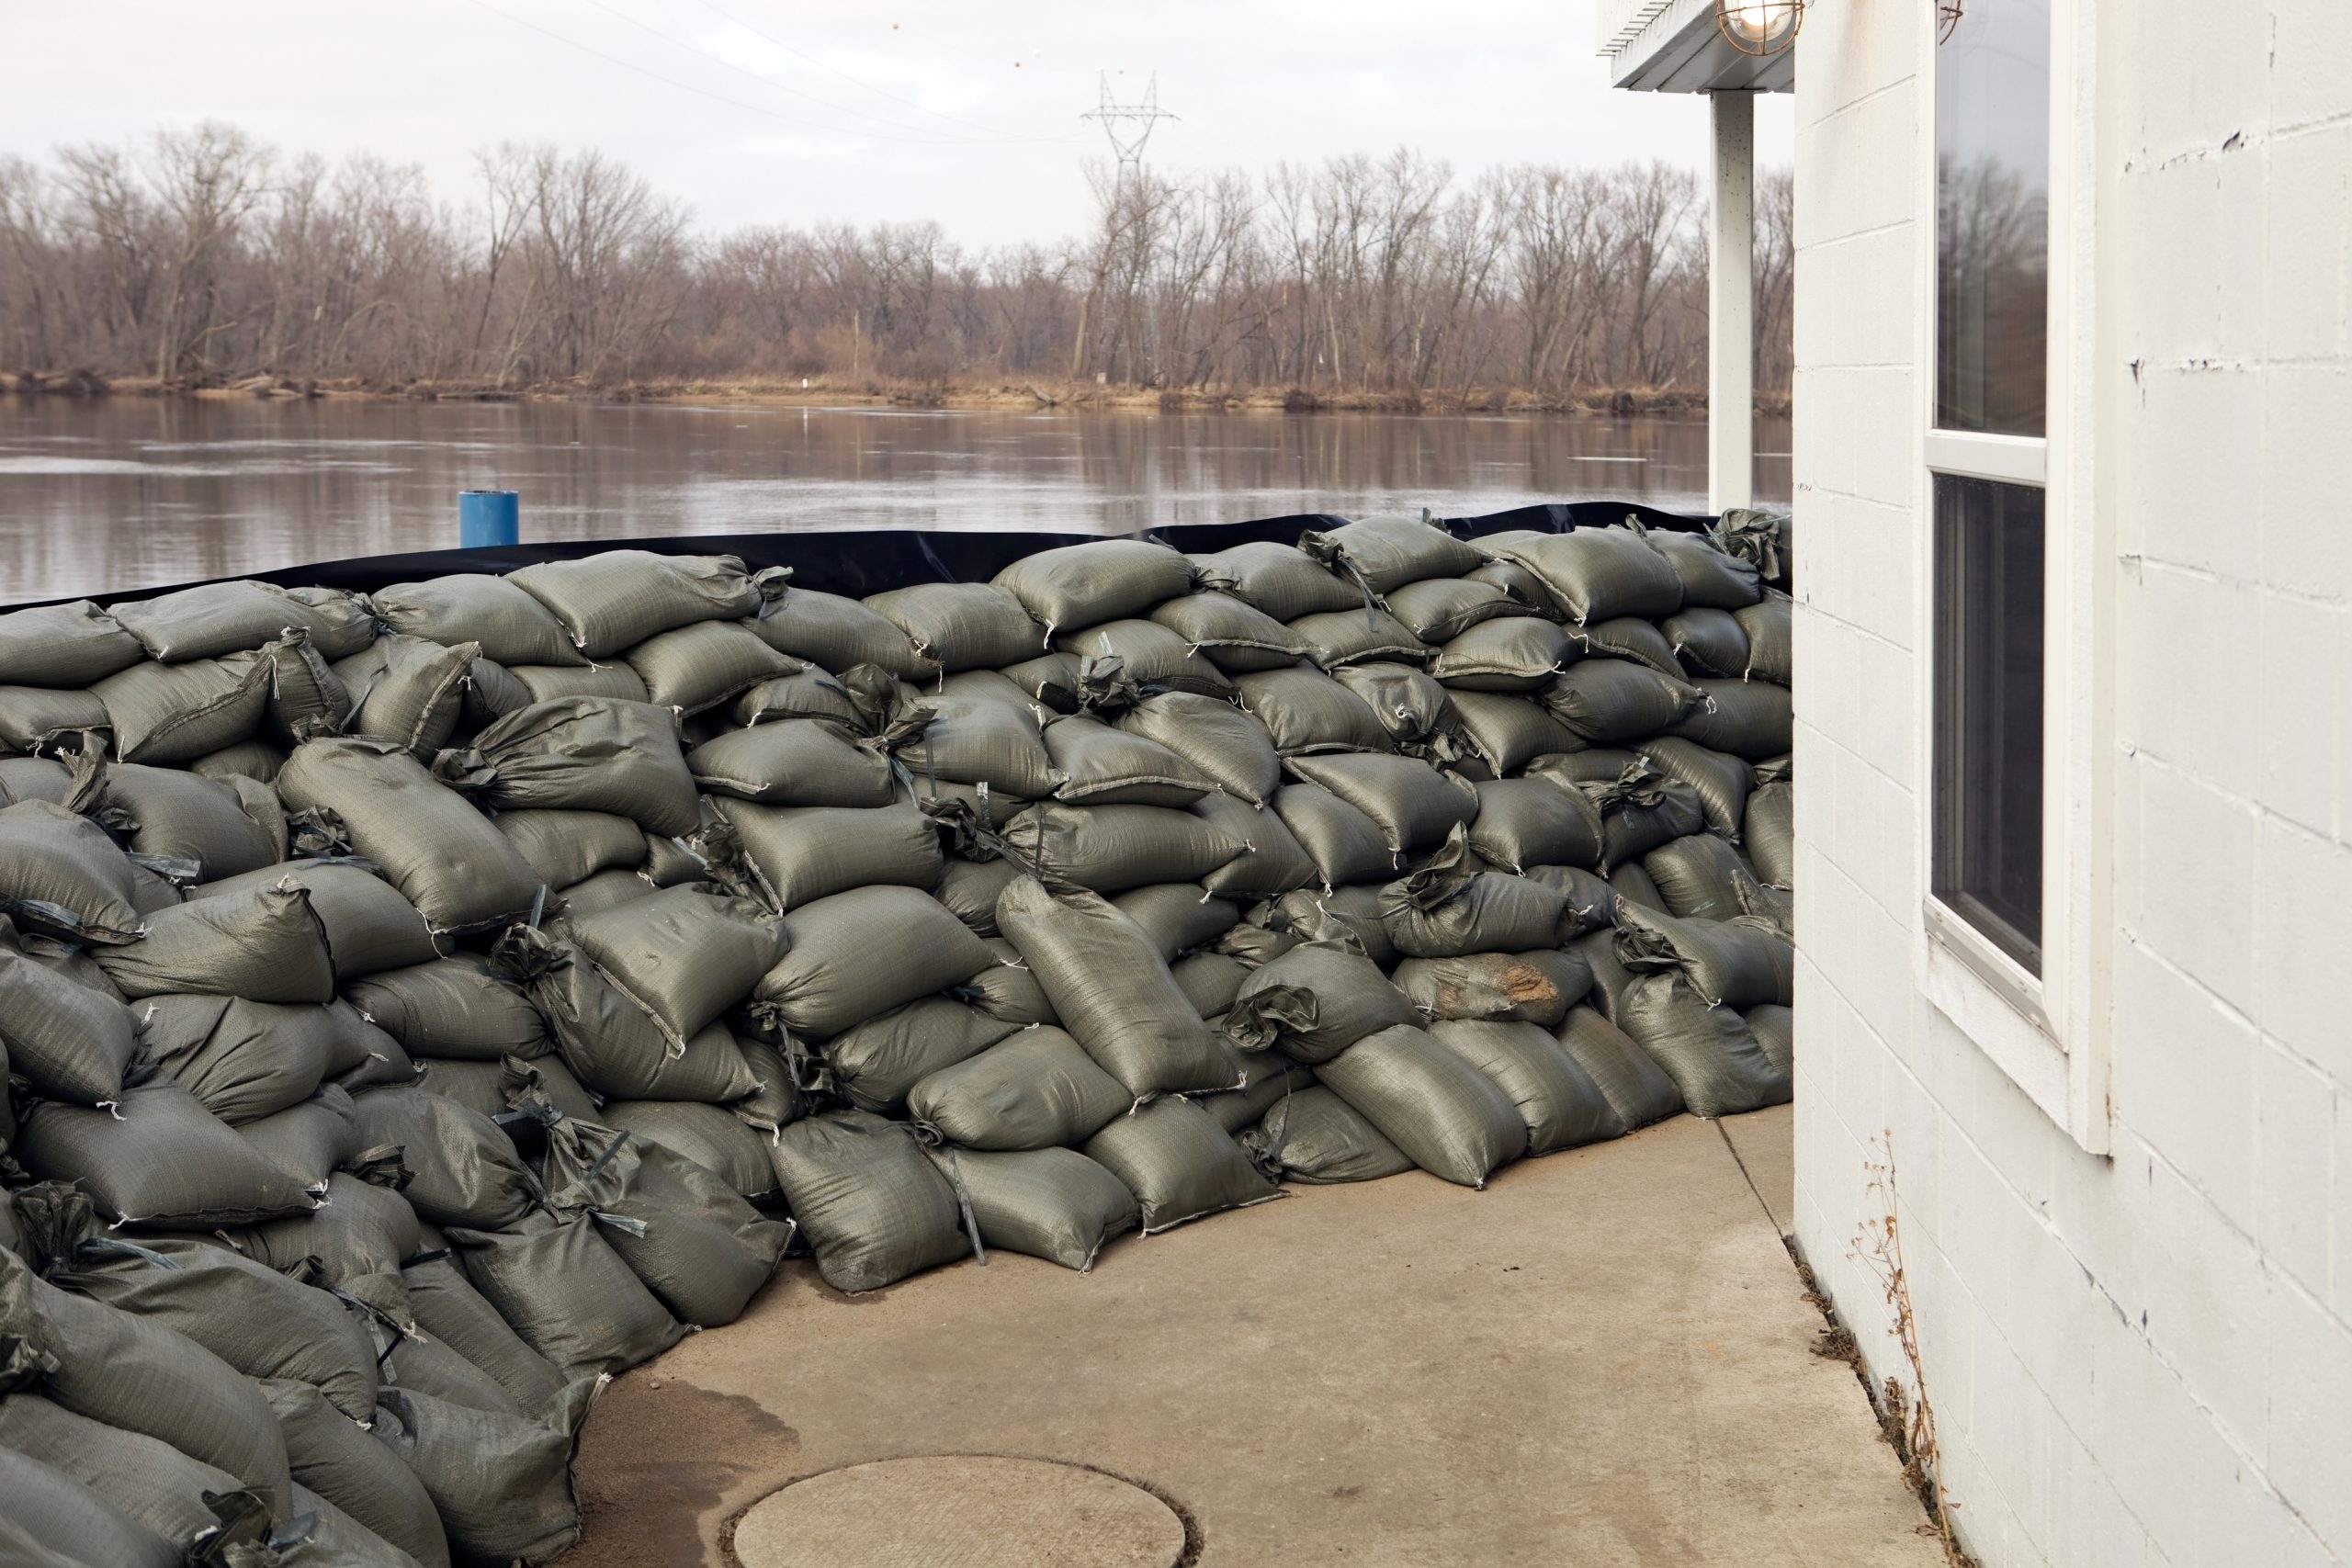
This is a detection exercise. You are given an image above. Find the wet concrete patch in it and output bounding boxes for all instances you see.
[566,1380,801,1568]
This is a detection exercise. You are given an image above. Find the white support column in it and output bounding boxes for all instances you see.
[1709,89,1756,514]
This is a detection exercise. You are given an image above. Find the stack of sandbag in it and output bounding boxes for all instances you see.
[0,512,1797,1562]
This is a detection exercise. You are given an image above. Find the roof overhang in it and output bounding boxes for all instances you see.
[1597,0,1796,92]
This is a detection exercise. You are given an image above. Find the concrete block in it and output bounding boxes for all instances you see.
[2113,937,2257,1235]
[2272,0,2352,133]
[2256,367,2352,606]
[2120,371,2262,581]
[2262,1279,2352,1551]
[2254,1042,2337,1331]
[2251,818,2352,1084]
[2254,592,2346,840]
[2139,1156,2272,1468]
[2259,130,2351,363]
[2122,565,2260,766]
[2127,758,2257,1016]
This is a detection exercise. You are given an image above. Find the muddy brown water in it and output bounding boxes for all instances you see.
[0,397,1790,604]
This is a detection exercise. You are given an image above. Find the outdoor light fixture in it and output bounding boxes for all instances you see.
[1715,0,1803,55]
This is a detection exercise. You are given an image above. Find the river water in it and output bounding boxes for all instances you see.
[0,396,1791,602]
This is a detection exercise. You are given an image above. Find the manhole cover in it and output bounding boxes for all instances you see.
[733,1455,1185,1568]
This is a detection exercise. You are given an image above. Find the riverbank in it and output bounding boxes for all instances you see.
[3,368,1789,419]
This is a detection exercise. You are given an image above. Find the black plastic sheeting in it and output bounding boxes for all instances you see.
[24,500,1711,610]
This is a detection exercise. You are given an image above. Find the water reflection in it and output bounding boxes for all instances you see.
[0,397,1790,601]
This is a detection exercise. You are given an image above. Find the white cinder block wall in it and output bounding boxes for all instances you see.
[1792,4,2352,1566]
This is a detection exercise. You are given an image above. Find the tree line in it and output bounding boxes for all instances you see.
[0,122,1792,402]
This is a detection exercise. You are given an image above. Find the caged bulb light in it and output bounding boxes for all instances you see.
[1715,0,1804,55]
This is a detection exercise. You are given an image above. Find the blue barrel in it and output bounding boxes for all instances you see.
[458,489,520,548]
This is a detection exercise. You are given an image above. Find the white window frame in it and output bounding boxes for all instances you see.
[1912,0,2111,1155]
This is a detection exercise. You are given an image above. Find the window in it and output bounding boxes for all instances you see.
[1932,476,2043,973]
[1928,0,2052,981]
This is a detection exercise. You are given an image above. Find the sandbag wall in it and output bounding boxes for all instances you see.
[0,509,1792,1566]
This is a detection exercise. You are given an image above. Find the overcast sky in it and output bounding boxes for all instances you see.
[2,0,1794,246]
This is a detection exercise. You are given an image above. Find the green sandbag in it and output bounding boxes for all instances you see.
[1185,1054,1317,1133]
[1171,949,1250,1016]
[689,717,896,807]
[865,581,1041,672]
[0,684,107,752]
[602,1100,783,1203]
[1576,615,1683,676]
[1193,794,1319,899]
[0,600,143,688]
[1747,1002,1795,1076]
[374,572,586,667]
[566,885,789,1048]
[198,862,442,981]
[0,942,140,1101]
[1189,540,1362,621]
[1448,691,1581,775]
[92,649,271,764]
[1637,735,1753,840]
[0,1393,263,1558]
[1428,615,1575,691]
[1051,620,1233,694]
[1,1248,294,1517]
[491,807,647,889]
[1611,901,1793,1009]
[906,1025,1130,1150]
[0,1444,179,1568]
[1665,677,1792,760]
[0,799,148,943]
[1147,592,1308,674]
[732,667,872,730]
[1256,885,1395,964]
[1648,530,1762,609]
[507,549,762,659]
[1241,1084,1413,1184]
[257,1378,451,1568]
[543,1120,784,1327]
[109,580,356,662]
[1465,776,1603,872]
[1734,591,1792,682]
[1316,1023,1527,1189]
[350,1089,543,1230]
[346,953,549,1063]
[748,581,934,680]
[1661,607,1750,679]
[509,660,650,704]
[89,761,281,880]
[623,618,796,715]
[956,936,1058,1024]
[1615,972,1791,1119]
[457,696,701,838]
[1281,751,1476,855]
[1233,667,1396,755]
[373,1382,597,1564]
[1428,1020,1625,1154]
[1642,832,1751,920]
[17,1082,317,1228]
[1542,660,1705,745]
[399,1251,571,1418]
[136,993,334,1124]
[277,738,543,936]
[1578,761,1710,870]
[1268,783,1396,888]
[717,797,944,910]
[1382,576,1524,642]
[878,694,1060,798]
[829,998,1017,1115]
[1046,715,1216,808]
[238,1170,422,1322]
[757,885,994,1038]
[91,881,334,1003]
[927,1145,1139,1271]
[1082,1096,1283,1233]
[1552,1006,1683,1127]
[1328,661,1458,749]
[1379,851,1568,963]
[239,1087,366,1188]
[768,1110,971,1292]
[1303,514,1487,592]
[1114,692,1283,804]
[1393,950,1592,1027]
[1745,779,1793,887]
[1486,526,1684,626]
[334,635,478,758]
[445,1213,684,1377]
[996,875,1243,1100]
[995,538,1194,633]
[497,927,758,1104]
[1223,945,1416,1063]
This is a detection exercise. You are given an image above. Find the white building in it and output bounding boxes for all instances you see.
[1603,4,2352,1564]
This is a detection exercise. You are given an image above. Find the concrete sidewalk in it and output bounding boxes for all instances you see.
[568,1105,1943,1567]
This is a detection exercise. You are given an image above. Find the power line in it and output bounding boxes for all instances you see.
[689,0,1069,143]
[1081,72,1177,179]
[574,0,1043,146]
[465,0,1053,148]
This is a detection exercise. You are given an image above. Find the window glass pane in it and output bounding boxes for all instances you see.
[1936,0,2050,435]
[1933,475,2044,973]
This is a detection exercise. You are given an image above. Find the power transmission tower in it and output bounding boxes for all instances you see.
[1080,73,1176,184]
